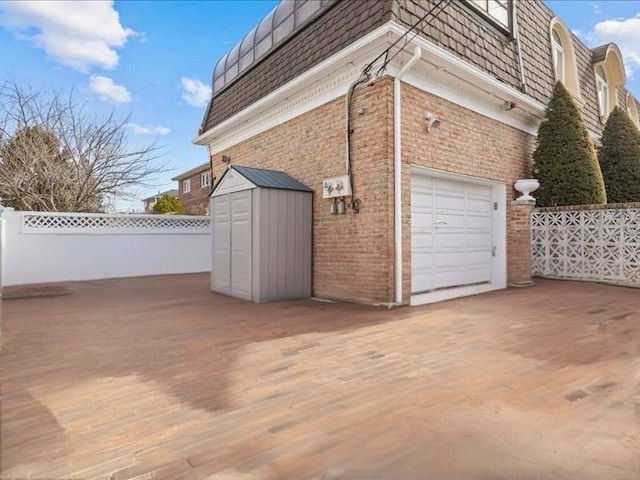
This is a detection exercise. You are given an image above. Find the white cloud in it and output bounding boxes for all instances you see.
[586,14,640,75]
[90,76,132,103]
[592,3,602,15]
[180,77,211,107]
[126,122,170,136]
[0,1,134,71]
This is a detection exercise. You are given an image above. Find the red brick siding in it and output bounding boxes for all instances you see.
[179,171,211,214]
[507,202,534,284]
[212,77,394,304]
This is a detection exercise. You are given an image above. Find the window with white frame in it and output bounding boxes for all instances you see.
[182,179,191,193]
[551,29,564,83]
[468,0,511,30]
[595,65,609,117]
[200,171,211,188]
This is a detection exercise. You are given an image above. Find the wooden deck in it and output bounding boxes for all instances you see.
[2,274,639,479]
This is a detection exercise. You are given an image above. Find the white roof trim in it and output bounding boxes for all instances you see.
[211,168,257,197]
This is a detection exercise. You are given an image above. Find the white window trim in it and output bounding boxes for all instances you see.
[182,179,191,193]
[200,171,211,188]
[551,30,564,83]
[467,0,511,31]
[595,66,609,119]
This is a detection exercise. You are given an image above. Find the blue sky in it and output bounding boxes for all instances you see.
[1,0,639,211]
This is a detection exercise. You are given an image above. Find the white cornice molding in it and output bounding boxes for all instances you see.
[196,21,552,153]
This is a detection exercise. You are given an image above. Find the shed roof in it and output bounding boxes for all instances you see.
[213,165,313,196]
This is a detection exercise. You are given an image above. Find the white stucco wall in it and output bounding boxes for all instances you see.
[1,210,211,286]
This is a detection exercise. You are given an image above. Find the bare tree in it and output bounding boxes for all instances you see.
[0,81,166,212]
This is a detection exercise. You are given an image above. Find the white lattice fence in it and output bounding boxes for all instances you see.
[532,208,640,286]
[21,211,210,234]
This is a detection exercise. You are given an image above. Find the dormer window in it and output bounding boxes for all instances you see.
[549,19,581,99]
[592,43,626,121]
[595,65,609,117]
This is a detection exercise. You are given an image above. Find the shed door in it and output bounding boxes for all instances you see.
[229,191,252,300]
[212,195,231,294]
[411,174,493,294]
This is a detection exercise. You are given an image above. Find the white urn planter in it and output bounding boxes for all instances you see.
[514,178,540,202]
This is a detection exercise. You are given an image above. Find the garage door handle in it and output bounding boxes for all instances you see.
[434,220,448,226]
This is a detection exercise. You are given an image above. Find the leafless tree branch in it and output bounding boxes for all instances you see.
[0,81,167,212]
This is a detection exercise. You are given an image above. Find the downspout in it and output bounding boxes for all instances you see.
[394,46,421,305]
[513,1,527,94]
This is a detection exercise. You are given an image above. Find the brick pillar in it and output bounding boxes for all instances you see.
[507,199,535,286]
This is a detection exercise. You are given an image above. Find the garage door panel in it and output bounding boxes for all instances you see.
[433,233,467,248]
[466,231,492,245]
[435,178,464,193]
[412,211,435,228]
[412,233,434,249]
[466,198,492,212]
[435,251,468,267]
[466,183,492,197]
[411,190,433,208]
[412,173,494,295]
[435,195,465,211]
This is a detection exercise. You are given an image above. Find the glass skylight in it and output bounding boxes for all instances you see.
[212,0,336,96]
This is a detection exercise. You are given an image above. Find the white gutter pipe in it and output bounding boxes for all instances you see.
[394,46,421,305]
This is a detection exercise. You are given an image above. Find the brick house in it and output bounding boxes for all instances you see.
[195,0,637,305]
[142,189,179,213]
[171,162,212,214]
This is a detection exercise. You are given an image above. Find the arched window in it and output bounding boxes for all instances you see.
[549,19,580,98]
[595,65,609,117]
[551,29,564,82]
[592,43,626,120]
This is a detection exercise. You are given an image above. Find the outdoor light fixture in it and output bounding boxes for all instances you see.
[424,112,441,132]
[221,155,231,163]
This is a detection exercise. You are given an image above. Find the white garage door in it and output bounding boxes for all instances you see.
[411,174,493,294]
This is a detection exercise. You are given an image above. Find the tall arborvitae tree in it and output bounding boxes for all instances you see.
[533,81,606,206]
[598,106,640,203]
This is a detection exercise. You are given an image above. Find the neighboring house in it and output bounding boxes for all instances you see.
[142,189,179,213]
[171,162,212,214]
[195,0,638,305]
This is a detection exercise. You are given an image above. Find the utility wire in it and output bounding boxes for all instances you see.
[364,0,453,79]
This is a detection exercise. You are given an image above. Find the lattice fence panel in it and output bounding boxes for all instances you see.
[532,208,640,286]
[21,212,210,234]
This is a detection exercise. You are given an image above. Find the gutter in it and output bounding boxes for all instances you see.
[394,46,422,305]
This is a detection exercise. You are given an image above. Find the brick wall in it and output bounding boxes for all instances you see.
[178,172,211,215]
[211,77,394,304]
[507,202,534,284]
[400,82,535,302]
[211,77,538,304]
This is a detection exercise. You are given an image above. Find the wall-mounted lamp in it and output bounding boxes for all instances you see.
[221,155,231,164]
[424,112,441,132]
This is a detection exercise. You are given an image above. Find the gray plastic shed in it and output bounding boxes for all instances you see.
[210,165,313,302]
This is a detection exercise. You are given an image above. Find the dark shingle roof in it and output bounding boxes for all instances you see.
[231,165,312,192]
